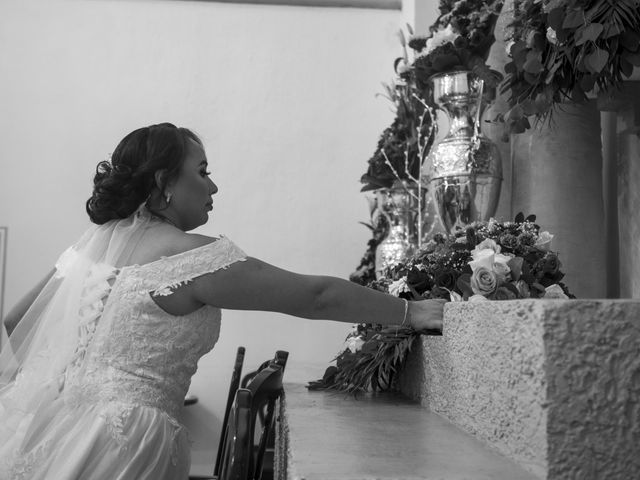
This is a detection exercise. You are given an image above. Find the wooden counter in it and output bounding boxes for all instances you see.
[275,382,538,480]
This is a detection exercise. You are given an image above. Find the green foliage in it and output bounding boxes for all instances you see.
[307,326,419,395]
[499,0,640,137]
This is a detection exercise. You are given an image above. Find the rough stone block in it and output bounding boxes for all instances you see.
[399,299,640,480]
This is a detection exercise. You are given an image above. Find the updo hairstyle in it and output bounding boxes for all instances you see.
[86,123,202,224]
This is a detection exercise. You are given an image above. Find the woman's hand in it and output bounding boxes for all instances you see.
[408,299,446,333]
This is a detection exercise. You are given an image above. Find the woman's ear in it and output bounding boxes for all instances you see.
[154,170,168,192]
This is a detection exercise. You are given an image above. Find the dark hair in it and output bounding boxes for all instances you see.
[86,123,202,224]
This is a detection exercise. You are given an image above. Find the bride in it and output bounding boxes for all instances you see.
[0,123,444,479]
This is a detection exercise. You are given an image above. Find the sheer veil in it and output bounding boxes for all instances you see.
[0,206,155,448]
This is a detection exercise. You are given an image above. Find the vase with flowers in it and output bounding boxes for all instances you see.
[402,0,506,233]
[357,29,440,276]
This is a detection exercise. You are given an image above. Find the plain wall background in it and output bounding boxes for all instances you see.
[0,0,441,473]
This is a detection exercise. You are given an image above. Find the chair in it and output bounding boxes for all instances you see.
[244,351,288,480]
[215,346,247,476]
[245,364,285,480]
[240,350,289,388]
[190,346,246,480]
[216,388,253,480]
[190,349,287,480]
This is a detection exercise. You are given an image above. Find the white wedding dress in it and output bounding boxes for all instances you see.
[0,208,246,479]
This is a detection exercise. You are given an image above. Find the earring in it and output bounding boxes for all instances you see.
[165,192,173,204]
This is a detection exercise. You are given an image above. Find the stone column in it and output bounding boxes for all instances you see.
[510,101,606,299]
[613,81,640,298]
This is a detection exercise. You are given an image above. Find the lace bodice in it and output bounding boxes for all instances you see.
[60,236,247,420]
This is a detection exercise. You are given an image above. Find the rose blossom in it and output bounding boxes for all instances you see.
[493,261,511,282]
[493,286,518,301]
[470,267,498,296]
[469,249,495,272]
[534,231,554,251]
[346,336,365,353]
[542,252,561,275]
[546,27,558,45]
[469,294,489,302]
[435,269,457,290]
[422,24,458,55]
[388,277,409,296]
[472,238,501,256]
[499,233,519,250]
[543,284,569,299]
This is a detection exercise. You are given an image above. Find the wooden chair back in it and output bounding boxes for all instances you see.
[216,388,252,480]
[214,346,246,477]
[245,364,284,480]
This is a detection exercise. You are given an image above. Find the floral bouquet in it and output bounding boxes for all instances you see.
[404,0,505,91]
[309,214,573,394]
[383,213,573,302]
[498,0,640,136]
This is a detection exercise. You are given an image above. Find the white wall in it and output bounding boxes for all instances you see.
[0,0,402,472]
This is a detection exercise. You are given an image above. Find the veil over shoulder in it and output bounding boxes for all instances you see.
[0,205,246,479]
[0,208,150,445]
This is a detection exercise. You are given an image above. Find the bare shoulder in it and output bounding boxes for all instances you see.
[170,231,219,254]
[128,226,220,266]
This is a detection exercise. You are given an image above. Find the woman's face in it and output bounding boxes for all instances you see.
[168,139,218,231]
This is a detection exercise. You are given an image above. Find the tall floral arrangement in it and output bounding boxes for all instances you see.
[499,0,640,135]
[403,0,505,92]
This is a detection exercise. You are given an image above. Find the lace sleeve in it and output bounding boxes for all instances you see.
[140,236,247,297]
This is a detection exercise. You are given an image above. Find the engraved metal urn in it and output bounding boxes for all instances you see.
[427,71,502,233]
[374,180,437,278]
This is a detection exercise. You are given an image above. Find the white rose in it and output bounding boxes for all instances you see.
[469,249,495,272]
[543,284,569,299]
[388,277,409,297]
[422,24,458,55]
[346,336,365,353]
[493,260,511,281]
[535,231,554,251]
[546,27,558,45]
[469,294,489,302]
[473,238,501,256]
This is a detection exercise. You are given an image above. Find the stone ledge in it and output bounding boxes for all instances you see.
[399,299,640,480]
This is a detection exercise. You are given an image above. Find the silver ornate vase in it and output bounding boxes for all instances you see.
[374,180,437,278]
[427,71,502,233]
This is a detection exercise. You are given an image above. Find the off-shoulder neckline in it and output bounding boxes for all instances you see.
[119,236,227,273]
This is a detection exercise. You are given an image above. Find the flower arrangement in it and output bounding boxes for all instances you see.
[381,212,573,302]
[360,29,435,192]
[404,0,505,91]
[310,214,573,394]
[498,0,640,136]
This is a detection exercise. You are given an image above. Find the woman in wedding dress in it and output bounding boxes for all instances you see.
[0,123,444,480]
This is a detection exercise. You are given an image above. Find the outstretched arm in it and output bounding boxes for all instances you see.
[191,257,443,331]
[3,269,55,336]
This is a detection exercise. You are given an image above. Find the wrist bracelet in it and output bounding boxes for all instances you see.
[401,299,409,327]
